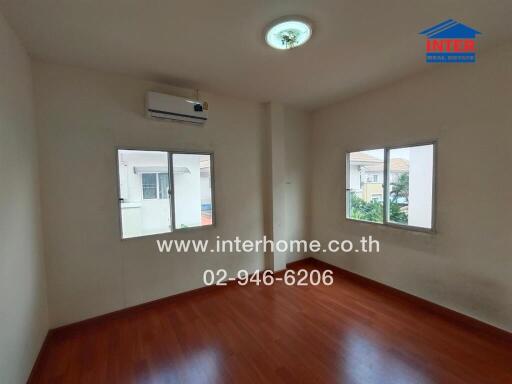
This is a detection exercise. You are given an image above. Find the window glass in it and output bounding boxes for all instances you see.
[158,173,169,199]
[387,144,434,229]
[118,150,171,238]
[199,156,213,226]
[172,154,213,229]
[346,149,385,223]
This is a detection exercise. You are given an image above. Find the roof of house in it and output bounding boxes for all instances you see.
[364,158,409,172]
[349,152,382,163]
[419,19,481,39]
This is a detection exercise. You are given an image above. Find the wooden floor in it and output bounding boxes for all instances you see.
[30,259,512,384]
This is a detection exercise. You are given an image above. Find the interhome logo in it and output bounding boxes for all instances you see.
[419,19,481,63]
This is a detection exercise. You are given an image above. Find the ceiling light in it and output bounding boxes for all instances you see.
[265,17,312,50]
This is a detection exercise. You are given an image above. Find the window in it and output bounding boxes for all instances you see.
[365,174,379,183]
[117,149,215,239]
[346,143,435,231]
[142,173,158,199]
[141,172,169,200]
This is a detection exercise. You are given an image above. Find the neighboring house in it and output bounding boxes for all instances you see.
[364,158,409,203]
[348,152,382,198]
[349,152,409,203]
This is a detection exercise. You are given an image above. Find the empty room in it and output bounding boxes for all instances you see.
[1,1,511,383]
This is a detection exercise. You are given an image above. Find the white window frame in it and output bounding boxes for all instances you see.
[116,148,216,239]
[346,141,437,233]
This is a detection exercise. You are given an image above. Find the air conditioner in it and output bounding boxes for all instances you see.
[146,91,208,125]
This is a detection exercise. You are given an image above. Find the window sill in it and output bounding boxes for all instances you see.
[121,223,216,241]
[345,217,435,234]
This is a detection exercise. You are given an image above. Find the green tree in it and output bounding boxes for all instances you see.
[349,193,383,223]
[389,202,408,224]
[389,173,409,224]
[349,189,408,225]
[389,173,409,203]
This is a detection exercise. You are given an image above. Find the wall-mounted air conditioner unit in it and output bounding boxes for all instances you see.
[146,91,208,125]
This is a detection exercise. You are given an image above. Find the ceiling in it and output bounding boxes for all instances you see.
[1,0,511,110]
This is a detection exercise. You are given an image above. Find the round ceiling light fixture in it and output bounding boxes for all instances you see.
[265,17,312,50]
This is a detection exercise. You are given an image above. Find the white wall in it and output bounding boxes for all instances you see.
[33,61,269,327]
[262,103,312,270]
[264,103,287,271]
[311,43,512,331]
[283,106,311,263]
[0,13,49,384]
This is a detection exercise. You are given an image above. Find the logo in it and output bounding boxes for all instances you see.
[419,19,481,63]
